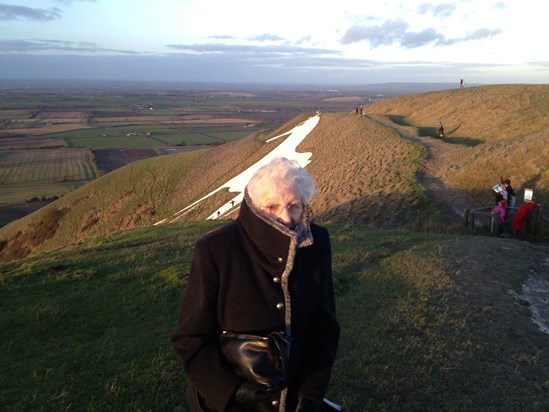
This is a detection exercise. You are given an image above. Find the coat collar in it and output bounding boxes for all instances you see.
[238,189,314,251]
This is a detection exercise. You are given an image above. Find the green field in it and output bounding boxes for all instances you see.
[0,222,547,411]
[0,146,93,206]
[63,134,163,148]
[50,125,259,148]
[0,181,85,206]
[0,149,96,185]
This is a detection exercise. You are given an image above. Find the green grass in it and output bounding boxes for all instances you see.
[64,135,162,148]
[1,222,548,411]
[47,125,258,148]
[0,181,85,206]
[0,149,95,184]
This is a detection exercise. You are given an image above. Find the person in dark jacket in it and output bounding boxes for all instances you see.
[171,157,340,412]
[503,179,516,208]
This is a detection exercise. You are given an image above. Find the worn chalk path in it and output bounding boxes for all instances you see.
[154,114,320,225]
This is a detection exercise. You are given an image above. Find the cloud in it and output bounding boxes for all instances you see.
[463,28,503,41]
[340,18,502,48]
[401,28,445,48]
[0,39,138,54]
[55,0,95,4]
[340,20,410,46]
[209,35,236,40]
[294,35,312,45]
[166,43,343,58]
[248,34,284,42]
[417,2,456,18]
[0,3,62,21]
[493,1,508,10]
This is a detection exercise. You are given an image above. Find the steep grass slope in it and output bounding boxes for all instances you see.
[0,113,427,261]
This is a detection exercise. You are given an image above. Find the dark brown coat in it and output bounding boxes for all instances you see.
[171,194,340,411]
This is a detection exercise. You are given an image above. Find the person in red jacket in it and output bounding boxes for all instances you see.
[512,201,539,239]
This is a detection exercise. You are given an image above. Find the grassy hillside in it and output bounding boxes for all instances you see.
[1,85,549,410]
[1,222,547,411]
[0,116,308,261]
[303,114,431,228]
[2,84,549,263]
[0,112,430,261]
[364,84,549,142]
[364,84,549,205]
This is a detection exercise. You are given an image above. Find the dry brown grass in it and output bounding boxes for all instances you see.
[364,84,549,141]
[442,130,549,203]
[301,113,427,227]
[364,84,549,206]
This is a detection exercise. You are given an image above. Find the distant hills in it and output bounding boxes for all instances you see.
[1,84,548,262]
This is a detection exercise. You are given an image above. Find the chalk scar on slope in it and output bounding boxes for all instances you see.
[154,115,320,225]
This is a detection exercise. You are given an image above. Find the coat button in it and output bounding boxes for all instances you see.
[276,302,284,310]
[273,277,281,283]
[277,257,283,263]
[272,400,280,407]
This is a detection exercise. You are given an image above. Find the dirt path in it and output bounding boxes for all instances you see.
[367,114,470,225]
[368,114,549,338]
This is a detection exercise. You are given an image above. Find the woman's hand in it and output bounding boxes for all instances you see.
[234,382,271,404]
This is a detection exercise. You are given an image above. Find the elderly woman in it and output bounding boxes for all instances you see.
[172,157,340,412]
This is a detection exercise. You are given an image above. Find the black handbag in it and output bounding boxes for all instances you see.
[219,330,290,392]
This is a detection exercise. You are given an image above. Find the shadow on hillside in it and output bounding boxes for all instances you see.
[314,191,454,231]
[444,137,484,146]
[387,115,412,127]
[417,125,483,146]
[417,126,438,137]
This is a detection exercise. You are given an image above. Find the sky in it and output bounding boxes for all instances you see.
[1,0,548,85]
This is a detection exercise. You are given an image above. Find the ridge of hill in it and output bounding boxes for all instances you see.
[1,84,549,262]
[363,84,549,206]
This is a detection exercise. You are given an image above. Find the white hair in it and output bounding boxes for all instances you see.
[247,157,318,206]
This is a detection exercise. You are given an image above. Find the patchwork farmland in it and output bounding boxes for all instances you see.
[0,149,95,185]
[0,82,374,226]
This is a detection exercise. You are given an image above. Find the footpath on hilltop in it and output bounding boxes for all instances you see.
[367,113,471,225]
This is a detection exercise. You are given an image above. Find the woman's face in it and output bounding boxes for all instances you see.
[257,187,303,229]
